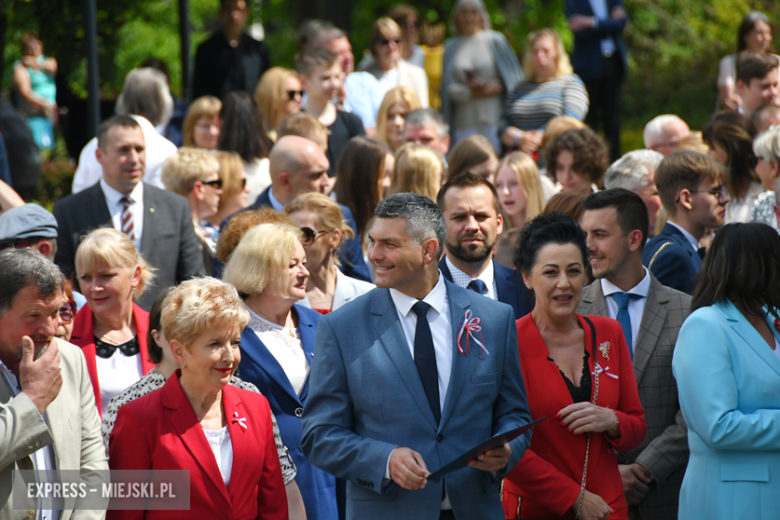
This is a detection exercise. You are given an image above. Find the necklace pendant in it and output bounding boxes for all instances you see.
[598,341,611,360]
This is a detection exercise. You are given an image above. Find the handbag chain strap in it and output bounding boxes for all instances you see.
[576,317,600,520]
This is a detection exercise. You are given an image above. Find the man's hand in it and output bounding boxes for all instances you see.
[468,76,502,99]
[467,442,511,472]
[389,448,430,490]
[19,336,62,414]
[619,463,652,505]
[569,15,595,32]
[610,6,628,19]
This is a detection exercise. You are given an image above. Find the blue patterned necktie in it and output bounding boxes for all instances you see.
[467,279,487,295]
[611,292,641,358]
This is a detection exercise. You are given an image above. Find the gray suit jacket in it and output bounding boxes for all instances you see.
[577,274,690,520]
[0,339,108,520]
[52,182,206,310]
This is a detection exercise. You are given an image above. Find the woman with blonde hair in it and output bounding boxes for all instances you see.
[375,86,423,151]
[500,29,588,158]
[203,151,251,233]
[284,193,374,313]
[446,134,499,180]
[182,95,221,149]
[493,152,546,267]
[223,223,339,520]
[359,17,429,107]
[255,67,303,142]
[390,143,443,201]
[71,228,156,415]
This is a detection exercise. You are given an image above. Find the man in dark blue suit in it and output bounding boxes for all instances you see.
[231,134,370,281]
[436,173,530,320]
[566,0,628,161]
[642,151,728,294]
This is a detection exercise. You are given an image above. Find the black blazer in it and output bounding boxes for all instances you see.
[439,258,531,321]
[53,182,206,310]
[565,0,629,80]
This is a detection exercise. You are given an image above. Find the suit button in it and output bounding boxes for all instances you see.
[436,434,443,443]
[27,510,35,517]
[27,445,34,452]
[34,441,41,448]
[294,407,303,418]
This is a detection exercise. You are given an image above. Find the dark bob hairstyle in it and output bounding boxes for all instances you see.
[692,223,780,317]
[146,286,175,365]
[514,211,589,275]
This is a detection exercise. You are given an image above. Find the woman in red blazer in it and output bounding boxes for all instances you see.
[504,213,646,520]
[71,228,154,415]
[108,277,287,520]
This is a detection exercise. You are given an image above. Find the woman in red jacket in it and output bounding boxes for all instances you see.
[503,212,646,520]
[108,277,287,520]
[71,228,155,415]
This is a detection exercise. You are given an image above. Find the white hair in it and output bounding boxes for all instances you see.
[753,125,780,163]
[604,150,664,193]
[643,115,687,149]
[116,68,174,128]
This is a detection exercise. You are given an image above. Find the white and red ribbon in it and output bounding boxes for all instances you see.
[232,411,248,431]
[592,363,619,379]
[457,310,488,356]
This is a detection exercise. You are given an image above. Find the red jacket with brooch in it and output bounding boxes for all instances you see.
[503,314,646,519]
[70,302,155,414]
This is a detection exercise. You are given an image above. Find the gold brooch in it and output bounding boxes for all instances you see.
[598,341,611,360]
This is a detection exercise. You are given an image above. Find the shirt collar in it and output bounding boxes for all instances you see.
[667,221,700,251]
[390,271,448,318]
[100,178,144,205]
[600,267,651,298]
[0,357,20,392]
[267,187,285,212]
[445,255,494,286]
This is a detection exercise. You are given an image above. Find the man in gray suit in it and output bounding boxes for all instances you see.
[53,115,204,310]
[0,249,107,519]
[577,188,690,520]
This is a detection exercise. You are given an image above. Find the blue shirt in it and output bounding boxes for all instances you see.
[588,0,617,56]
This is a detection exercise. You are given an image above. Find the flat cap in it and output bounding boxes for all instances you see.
[0,203,58,243]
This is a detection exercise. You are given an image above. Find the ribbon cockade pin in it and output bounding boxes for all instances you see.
[457,310,488,356]
[232,411,248,431]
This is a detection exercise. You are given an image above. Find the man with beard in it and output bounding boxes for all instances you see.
[436,172,531,320]
[0,248,107,518]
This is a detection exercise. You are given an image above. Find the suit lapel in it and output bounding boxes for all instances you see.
[632,278,668,384]
[86,183,113,228]
[580,282,609,317]
[295,306,317,402]
[440,284,472,429]
[439,258,453,282]
[223,387,246,499]
[371,290,438,430]
[240,330,302,405]
[139,184,154,254]
[720,302,780,379]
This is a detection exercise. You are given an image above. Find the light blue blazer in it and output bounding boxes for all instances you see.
[301,279,533,520]
[672,299,780,520]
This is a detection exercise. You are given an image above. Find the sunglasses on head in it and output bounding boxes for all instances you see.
[59,300,77,323]
[300,227,328,245]
[380,38,402,47]
[201,178,224,189]
[286,90,304,101]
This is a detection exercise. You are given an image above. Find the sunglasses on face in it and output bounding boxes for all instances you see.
[380,38,402,47]
[286,90,304,101]
[300,227,328,245]
[59,300,77,323]
[201,178,224,189]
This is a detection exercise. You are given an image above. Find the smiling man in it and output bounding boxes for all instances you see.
[53,115,204,310]
[301,193,532,520]
[736,52,779,116]
[437,172,531,320]
[578,188,691,520]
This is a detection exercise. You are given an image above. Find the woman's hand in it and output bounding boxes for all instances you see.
[500,127,542,154]
[558,402,619,435]
[468,76,502,98]
[574,490,613,520]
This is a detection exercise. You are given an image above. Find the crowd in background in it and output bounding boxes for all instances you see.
[1,1,780,519]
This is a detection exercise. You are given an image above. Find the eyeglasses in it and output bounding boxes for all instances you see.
[692,186,727,201]
[59,300,77,323]
[380,38,402,47]
[286,90,303,101]
[300,227,328,245]
[195,122,219,132]
[201,178,224,189]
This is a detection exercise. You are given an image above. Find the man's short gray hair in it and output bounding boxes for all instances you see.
[405,109,450,139]
[374,193,447,258]
[116,68,174,128]
[0,248,64,316]
[643,115,686,149]
[604,150,664,193]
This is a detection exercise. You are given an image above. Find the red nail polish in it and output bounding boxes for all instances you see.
[559,421,564,427]
[555,412,561,418]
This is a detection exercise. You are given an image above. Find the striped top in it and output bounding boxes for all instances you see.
[498,74,589,134]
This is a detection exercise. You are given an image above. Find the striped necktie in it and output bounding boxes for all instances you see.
[120,196,135,241]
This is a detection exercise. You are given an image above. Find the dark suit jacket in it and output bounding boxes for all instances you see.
[578,275,691,520]
[52,182,206,310]
[565,0,628,80]
[244,187,371,282]
[641,223,702,295]
[439,258,531,320]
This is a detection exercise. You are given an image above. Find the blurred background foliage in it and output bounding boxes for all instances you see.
[3,0,780,155]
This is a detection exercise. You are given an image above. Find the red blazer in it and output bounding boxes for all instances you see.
[70,302,155,414]
[503,314,646,520]
[107,370,288,520]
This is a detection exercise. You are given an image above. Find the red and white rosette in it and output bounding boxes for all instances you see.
[457,310,488,356]
[232,411,248,431]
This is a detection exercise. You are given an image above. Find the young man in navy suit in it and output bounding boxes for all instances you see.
[437,173,530,320]
[642,151,728,294]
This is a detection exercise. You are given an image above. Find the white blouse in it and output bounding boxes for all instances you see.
[95,350,143,416]
[246,306,310,396]
[203,426,233,487]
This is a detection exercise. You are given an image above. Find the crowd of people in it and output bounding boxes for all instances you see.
[1,1,780,519]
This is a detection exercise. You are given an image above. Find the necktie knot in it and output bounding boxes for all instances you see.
[467,279,487,295]
[120,196,134,207]
[412,301,431,319]
[611,291,640,310]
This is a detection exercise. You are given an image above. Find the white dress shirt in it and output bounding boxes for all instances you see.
[100,179,144,250]
[445,256,497,301]
[588,0,617,56]
[203,426,233,487]
[667,221,700,251]
[0,359,59,520]
[94,349,144,416]
[600,267,651,348]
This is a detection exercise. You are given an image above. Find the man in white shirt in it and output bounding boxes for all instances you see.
[578,188,691,520]
[0,248,107,520]
[404,109,451,159]
[735,52,779,116]
[301,193,531,520]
